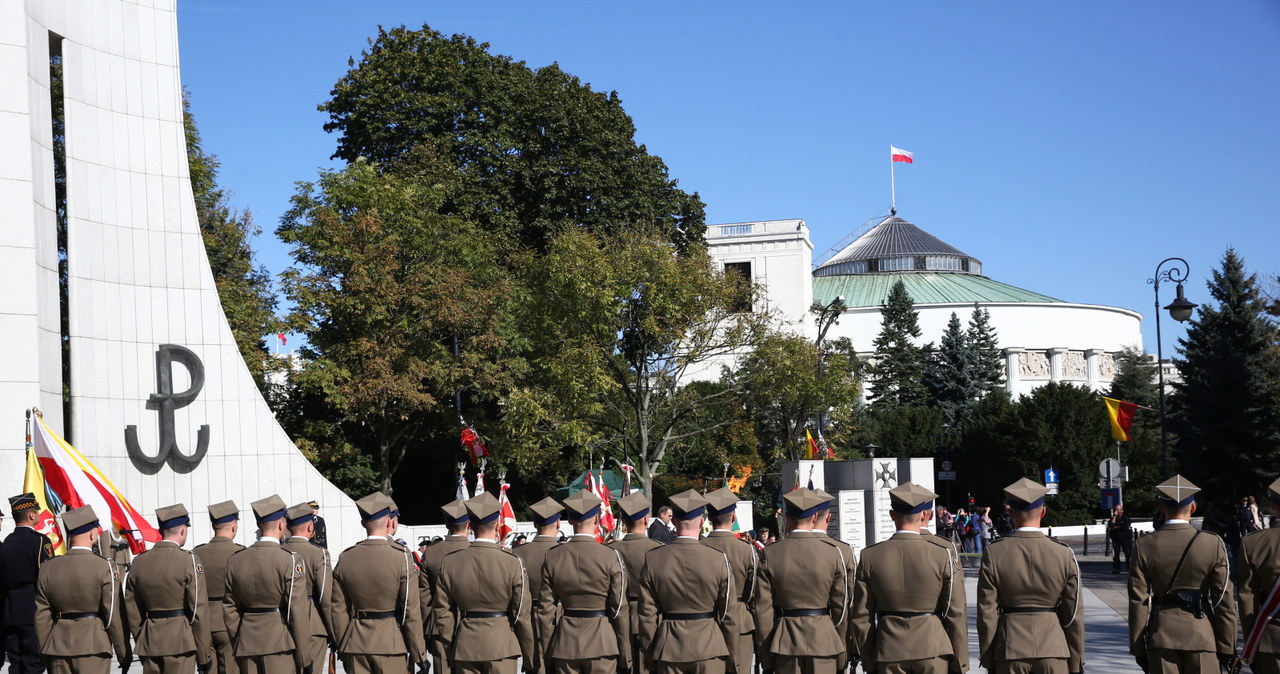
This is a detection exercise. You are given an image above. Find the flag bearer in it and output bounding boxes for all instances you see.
[281,503,335,674]
[1238,477,1280,673]
[701,488,758,674]
[517,497,565,674]
[126,503,213,674]
[1,493,55,674]
[34,505,131,674]
[609,492,662,674]
[193,501,245,674]
[420,500,472,674]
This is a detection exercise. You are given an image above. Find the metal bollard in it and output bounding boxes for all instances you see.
[1083,527,1088,556]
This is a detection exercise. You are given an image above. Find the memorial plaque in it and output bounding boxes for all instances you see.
[832,490,867,550]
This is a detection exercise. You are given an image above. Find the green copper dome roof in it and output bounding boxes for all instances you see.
[814,272,1062,308]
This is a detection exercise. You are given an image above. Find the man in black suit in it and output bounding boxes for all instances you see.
[646,504,675,543]
[309,500,328,549]
[0,493,55,674]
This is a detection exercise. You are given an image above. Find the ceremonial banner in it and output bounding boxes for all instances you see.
[1103,397,1140,442]
[497,481,517,543]
[23,447,65,554]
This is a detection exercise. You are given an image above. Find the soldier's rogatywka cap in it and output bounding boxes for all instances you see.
[669,490,708,520]
[208,500,240,525]
[465,492,502,525]
[441,499,470,526]
[616,492,651,521]
[156,503,191,529]
[387,496,400,519]
[286,503,315,526]
[1268,478,1280,504]
[356,492,394,522]
[1157,475,1200,507]
[783,489,829,519]
[251,495,288,524]
[704,488,740,518]
[62,505,100,536]
[563,490,603,521]
[9,493,38,516]
[813,489,835,510]
[888,483,938,515]
[530,497,565,527]
[1003,478,1048,511]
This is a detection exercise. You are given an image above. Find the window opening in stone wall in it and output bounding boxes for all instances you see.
[50,33,72,441]
[724,261,753,313]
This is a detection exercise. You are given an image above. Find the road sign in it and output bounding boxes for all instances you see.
[1046,483,1059,495]
[1099,478,1120,489]
[941,460,954,471]
[1101,488,1121,509]
[938,471,957,481]
[1044,468,1058,484]
[1099,458,1121,479]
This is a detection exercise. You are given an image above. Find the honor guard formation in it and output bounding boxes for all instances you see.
[9,476,1280,673]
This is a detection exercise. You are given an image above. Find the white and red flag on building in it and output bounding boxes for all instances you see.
[32,412,160,553]
[497,479,518,544]
[461,426,490,465]
[891,146,914,163]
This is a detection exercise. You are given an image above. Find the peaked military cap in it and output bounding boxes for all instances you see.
[530,497,565,527]
[616,492,651,521]
[208,500,240,524]
[156,503,191,529]
[63,505,100,536]
[307,500,320,508]
[441,499,470,526]
[388,496,400,519]
[704,488,741,517]
[783,488,829,518]
[888,482,937,515]
[1268,478,1280,503]
[1004,478,1048,511]
[669,490,708,520]
[251,495,288,524]
[356,491,394,522]
[1157,474,1200,507]
[465,492,502,525]
[286,502,315,526]
[813,489,836,507]
[563,490,602,521]
[9,492,38,516]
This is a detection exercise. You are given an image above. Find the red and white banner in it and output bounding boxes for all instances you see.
[497,482,517,544]
[461,426,490,465]
[891,146,914,163]
[588,471,616,540]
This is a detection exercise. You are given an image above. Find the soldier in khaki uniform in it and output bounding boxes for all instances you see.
[1128,475,1236,673]
[222,496,311,674]
[536,491,630,674]
[813,491,857,672]
[1238,477,1280,674]
[193,501,245,674]
[755,489,848,674]
[34,506,131,674]
[331,492,427,674]
[610,493,662,674]
[421,500,472,674]
[976,479,1083,674]
[432,493,535,674]
[516,498,565,674]
[126,504,213,674]
[281,503,335,674]
[849,483,968,674]
[639,490,736,674]
[700,489,757,674]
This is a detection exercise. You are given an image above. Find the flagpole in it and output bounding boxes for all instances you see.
[890,145,897,215]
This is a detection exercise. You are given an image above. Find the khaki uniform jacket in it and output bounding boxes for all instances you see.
[815,532,857,664]
[420,536,471,640]
[536,534,630,667]
[701,531,759,637]
[1128,522,1235,656]
[976,531,1083,672]
[517,535,563,667]
[1240,528,1280,654]
[432,541,535,663]
[638,538,736,666]
[849,532,968,672]
[332,537,427,661]
[223,540,311,667]
[125,540,213,664]
[34,548,130,662]
[283,536,335,640]
[754,531,847,668]
[193,536,245,634]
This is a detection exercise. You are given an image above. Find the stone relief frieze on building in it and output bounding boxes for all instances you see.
[1019,351,1051,379]
[1097,353,1117,379]
[1063,351,1087,379]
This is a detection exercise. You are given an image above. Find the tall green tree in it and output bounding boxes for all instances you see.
[925,312,983,427]
[1170,249,1280,503]
[277,160,513,496]
[869,279,930,407]
[1106,346,1161,516]
[183,93,280,389]
[320,25,705,252]
[966,304,1004,394]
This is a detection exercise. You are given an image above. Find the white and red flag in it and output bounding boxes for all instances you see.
[461,426,490,465]
[588,470,616,541]
[497,480,518,544]
[891,146,914,163]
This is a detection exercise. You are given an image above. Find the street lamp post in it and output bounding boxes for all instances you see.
[1147,258,1197,479]
[814,296,847,451]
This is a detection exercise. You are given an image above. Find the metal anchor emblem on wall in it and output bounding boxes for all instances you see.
[125,344,211,467]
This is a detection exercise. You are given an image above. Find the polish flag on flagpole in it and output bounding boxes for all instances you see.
[497,480,517,545]
[32,412,160,553]
[891,146,914,163]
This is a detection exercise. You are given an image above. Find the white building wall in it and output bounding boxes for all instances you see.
[0,0,361,548]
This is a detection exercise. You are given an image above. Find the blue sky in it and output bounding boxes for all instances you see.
[177,2,1280,354]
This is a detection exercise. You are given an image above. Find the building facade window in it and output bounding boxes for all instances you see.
[724,261,753,313]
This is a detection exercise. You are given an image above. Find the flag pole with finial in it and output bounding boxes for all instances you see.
[890,144,897,215]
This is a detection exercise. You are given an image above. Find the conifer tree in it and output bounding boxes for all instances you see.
[925,312,982,426]
[967,304,1004,394]
[869,279,930,407]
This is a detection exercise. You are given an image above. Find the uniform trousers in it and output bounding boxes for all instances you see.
[453,658,518,674]
[727,633,753,674]
[552,658,622,674]
[875,657,948,674]
[653,658,726,674]
[302,634,329,673]
[211,631,239,674]
[47,655,112,674]
[1146,648,1218,673]
[772,655,837,674]
[235,654,294,674]
[625,599,646,674]
[343,654,410,674]
[992,659,1067,674]
[429,638,452,674]
[140,655,195,674]
[3,624,45,674]
[1253,654,1280,674]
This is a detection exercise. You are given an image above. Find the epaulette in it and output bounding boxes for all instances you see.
[986,536,1010,546]
[1047,535,1071,548]
[1199,528,1224,539]
[339,542,362,556]
[862,538,890,551]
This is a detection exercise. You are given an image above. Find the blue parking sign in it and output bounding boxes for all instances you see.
[1044,468,1059,484]
[1101,488,1121,509]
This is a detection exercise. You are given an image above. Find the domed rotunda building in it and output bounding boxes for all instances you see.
[705,215,1143,398]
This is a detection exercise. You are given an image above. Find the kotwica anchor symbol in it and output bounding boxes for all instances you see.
[125,344,210,466]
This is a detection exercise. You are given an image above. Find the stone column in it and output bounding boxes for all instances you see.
[1085,349,1105,391]
[1004,347,1023,396]
[1047,348,1068,383]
